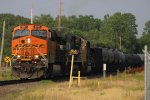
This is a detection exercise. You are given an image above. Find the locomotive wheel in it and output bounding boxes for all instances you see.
[80,62,87,74]
[61,62,66,75]
[90,57,96,71]
[43,68,50,79]
[20,78,27,80]
[43,63,53,79]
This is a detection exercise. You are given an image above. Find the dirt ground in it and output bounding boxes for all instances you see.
[0,82,40,99]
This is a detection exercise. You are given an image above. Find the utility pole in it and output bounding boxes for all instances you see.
[58,0,62,31]
[119,36,121,50]
[0,20,6,67]
[31,3,33,24]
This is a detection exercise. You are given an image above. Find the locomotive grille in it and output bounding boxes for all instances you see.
[14,45,44,60]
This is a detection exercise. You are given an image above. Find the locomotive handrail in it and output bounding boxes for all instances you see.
[35,47,48,68]
[34,47,47,59]
[10,47,22,67]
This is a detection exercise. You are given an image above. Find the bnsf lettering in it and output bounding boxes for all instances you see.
[13,44,45,50]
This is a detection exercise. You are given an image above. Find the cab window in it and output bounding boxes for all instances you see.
[31,30,47,39]
[13,30,29,39]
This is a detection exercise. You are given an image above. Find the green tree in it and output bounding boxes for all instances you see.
[0,12,141,59]
[143,20,150,35]
[34,14,56,28]
[138,20,150,51]
[99,12,137,52]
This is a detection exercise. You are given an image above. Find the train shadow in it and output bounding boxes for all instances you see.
[45,71,119,83]
[0,79,41,86]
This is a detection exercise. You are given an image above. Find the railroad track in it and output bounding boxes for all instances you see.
[0,67,144,86]
[0,79,41,86]
[0,76,71,86]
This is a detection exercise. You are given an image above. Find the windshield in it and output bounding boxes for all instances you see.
[31,30,47,39]
[13,30,29,39]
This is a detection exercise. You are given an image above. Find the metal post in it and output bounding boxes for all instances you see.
[97,81,100,88]
[125,66,127,77]
[117,68,120,76]
[0,20,5,67]
[78,71,80,87]
[6,63,8,72]
[109,74,112,82]
[145,45,150,100]
[69,55,74,88]
[103,64,106,78]
[145,45,147,100]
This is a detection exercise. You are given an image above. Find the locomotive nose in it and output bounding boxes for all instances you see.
[20,37,31,44]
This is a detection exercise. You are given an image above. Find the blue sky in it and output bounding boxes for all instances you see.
[0,0,150,35]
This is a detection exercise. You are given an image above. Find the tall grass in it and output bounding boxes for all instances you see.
[0,69,17,81]
[5,72,144,100]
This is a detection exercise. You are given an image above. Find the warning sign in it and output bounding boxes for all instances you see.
[4,56,10,63]
[69,49,78,55]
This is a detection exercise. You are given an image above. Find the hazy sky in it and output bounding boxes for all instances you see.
[0,0,150,35]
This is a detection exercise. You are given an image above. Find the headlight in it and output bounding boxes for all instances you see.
[27,38,31,43]
[17,55,20,58]
[34,55,39,59]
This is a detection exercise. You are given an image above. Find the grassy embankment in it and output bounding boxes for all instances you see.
[0,67,17,81]
[5,72,144,100]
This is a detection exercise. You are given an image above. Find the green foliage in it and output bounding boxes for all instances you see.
[137,20,150,52]
[0,69,17,81]
[138,33,150,51]
[0,12,144,58]
[99,12,137,52]
[143,20,150,35]
[34,14,56,28]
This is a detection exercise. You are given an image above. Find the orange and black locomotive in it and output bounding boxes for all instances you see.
[11,24,90,79]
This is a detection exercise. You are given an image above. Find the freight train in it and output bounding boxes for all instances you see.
[11,24,144,79]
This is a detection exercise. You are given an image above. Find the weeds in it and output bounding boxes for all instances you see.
[0,70,17,81]
[3,72,144,100]
[39,80,54,84]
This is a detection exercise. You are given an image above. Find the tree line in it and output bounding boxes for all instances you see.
[0,13,150,60]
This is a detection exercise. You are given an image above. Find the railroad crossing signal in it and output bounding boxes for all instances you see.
[4,56,10,63]
[69,49,78,55]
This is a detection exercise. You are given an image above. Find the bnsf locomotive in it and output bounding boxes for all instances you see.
[11,24,144,79]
